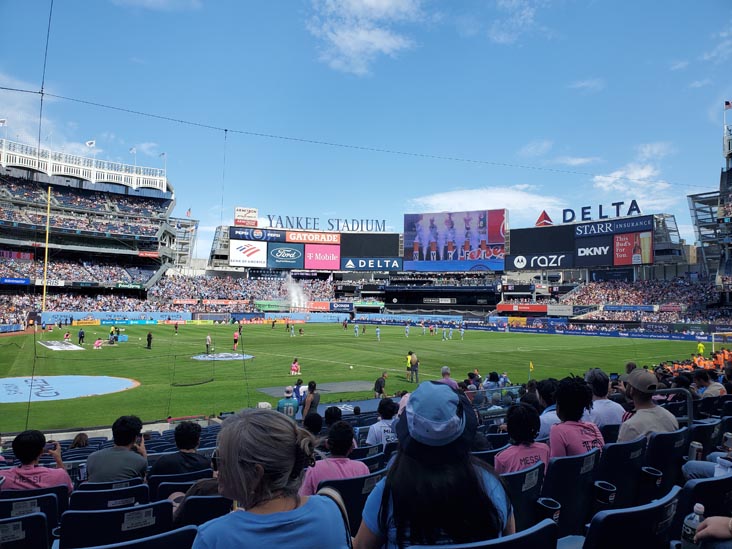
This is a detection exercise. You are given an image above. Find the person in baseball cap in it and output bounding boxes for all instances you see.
[617,369,678,443]
[354,381,515,547]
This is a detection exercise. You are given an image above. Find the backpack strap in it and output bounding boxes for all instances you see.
[317,486,353,549]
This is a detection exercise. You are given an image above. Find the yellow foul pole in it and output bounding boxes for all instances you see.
[41,185,52,312]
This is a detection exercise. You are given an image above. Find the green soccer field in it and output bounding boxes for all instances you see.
[0,323,695,433]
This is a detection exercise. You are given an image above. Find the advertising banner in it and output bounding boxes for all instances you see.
[508,317,528,326]
[340,257,403,271]
[574,215,654,238]
[504,253,574,270]
[267,243,305,269]
[286,231,341,244]
[138,251,160,258]
[340,233,400,257]
[173,299,199,305]
[116,283,143,289]
[234,206,258,227]
[308,301,331,311]
[613,231,653,265]
[304,244,340,270]
[329,302,354,312]
[509,225,574,255]
[0,250,33,260]
[229,240,267,267]
[574,235,614,268]
[0,277,30,285]
[36,279,65,287]
[403,209,506,272]
[497,303,548,313]
[589,268,634,282]
[229,227,286,242]
[547,304,574,316]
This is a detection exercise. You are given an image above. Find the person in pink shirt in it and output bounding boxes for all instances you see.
[495,403,550,474]
[550,377,604,458]
[0,430,73,493]
[299,421,369,496]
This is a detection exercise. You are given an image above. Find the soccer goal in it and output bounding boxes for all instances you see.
[712,332,732,352]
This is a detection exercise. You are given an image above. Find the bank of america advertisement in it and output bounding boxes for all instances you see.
[229,241,267,267]
[403,209,506,272]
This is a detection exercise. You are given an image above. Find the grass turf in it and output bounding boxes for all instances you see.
[0,323,695,433]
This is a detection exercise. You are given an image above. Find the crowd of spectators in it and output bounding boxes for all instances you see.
[0,259,153,284]
[562,279,718,307]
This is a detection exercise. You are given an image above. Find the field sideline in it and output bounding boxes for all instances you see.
[0,323,695,433]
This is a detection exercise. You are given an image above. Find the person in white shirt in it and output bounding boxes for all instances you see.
[537,378,560,439]
[581,368,625,428]
[366,399,399,448]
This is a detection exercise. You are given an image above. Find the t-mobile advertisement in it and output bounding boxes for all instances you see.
[304,244,340,270]
[613,231,653,266]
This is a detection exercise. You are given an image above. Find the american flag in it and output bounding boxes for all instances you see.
[186,208,191,218]
[726,101,732,110]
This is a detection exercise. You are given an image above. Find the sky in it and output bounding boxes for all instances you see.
[1,0,732,258]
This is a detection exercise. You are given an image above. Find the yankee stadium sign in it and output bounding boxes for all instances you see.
[266,214,386,232]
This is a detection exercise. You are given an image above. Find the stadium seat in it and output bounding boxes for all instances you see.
[541,449,601,537]
[0,493,58,540]
[595,435,646,508]
[690,418,722,458]
[383,441,399,462]
[58,500,173,549]
[356,452,385,473]
[81,526,197,549]
[69,485,150,510]
[0,512,49,549]
[644,427,689,498]
[409,518,558,548]
[78,478,144,491]
[156,481,196,501]
[670,474,732,536]
[472,445,510,467]
[500,462,550,532]
[147,469,213,500]
[486,433,510,449]
[598,424,620,445]
[349,445,382,460]
[175,495,233,526]
[0,484,69,515]
[720,400,732,418]
[318,468,388,534]
[556,485,681,549]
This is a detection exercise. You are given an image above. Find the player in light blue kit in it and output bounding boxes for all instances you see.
[448,326,453,340]
[405,324,410,338]
[354,323,359,337]
[375,326,381,341]
[421,321,426,336]
[460,326,465,340]
[442,327,447,341]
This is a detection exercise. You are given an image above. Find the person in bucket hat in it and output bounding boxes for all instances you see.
[353,381,514,548]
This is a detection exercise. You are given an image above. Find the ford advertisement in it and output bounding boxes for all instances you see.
[267,243,305,269]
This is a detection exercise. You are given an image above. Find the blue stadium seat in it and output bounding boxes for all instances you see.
[690,418,722,458]
[557,485,681,549]
[486,433,510,449]
[58,500,173,549]
[0,512,49,548]
[595,435,646,508]
[356,452,385,473]
[349,444,382,460]
[69,485,150,510]
[318,468,389,534]
[500,462,549,532]
[541,449,601,537]
[644,427,689,498]
[0,493,58,540]
[175,495,233,526]
[147,469,213,500]
[598,424,620,445]
[81,526,197,549]
[670,474,732,536]
[409,518,558,548]
[472,445,510,467]
[0,484,69,515]
[383,441,399,462]
[156,481,196,501]
[78,478,144,491]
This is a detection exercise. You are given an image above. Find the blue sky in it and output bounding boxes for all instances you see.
[2,0,731,258]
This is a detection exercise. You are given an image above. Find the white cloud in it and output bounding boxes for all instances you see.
[518,139,552,157]
[669,60,689,71]
[308,0,422,75]
[592,142,676,212]
[487,0,540,45]
[568,78,606,92]
[111,0,202,11]
[135,142,160,157]
[702,25,732,63]
[689,78,712,89]
[553,156,602,166]
[407,185,566,228]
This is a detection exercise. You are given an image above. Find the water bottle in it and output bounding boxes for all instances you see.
[680,503,704,549]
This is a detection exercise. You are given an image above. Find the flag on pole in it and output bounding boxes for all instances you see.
[85,140,96,148]
[129,147,136,154]
[726,101,732,110]
[0,119,6,127]
[186,208,191,218]
[159,152,167,158]
[529,361,534,372]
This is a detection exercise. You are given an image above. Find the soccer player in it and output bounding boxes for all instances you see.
[206,334,212,354]
[448,326,453,340]
[405,324,410,338]
[442,327,447,341]
[376,326,381,341]
[290,325,295,337]
[354,323,359,337]
[421,321,426,336]
[233,330,239,351]
[460,326,465,340]
[697,341,706,356]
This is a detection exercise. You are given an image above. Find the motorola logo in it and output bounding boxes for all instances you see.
[513,256,527,269]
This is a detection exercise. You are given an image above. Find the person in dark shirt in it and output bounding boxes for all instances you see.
[150,421,211,476]
[374,371,388,399]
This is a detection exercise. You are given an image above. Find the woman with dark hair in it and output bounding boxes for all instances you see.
[495,403,550,474]
[192,409,349,548]
[354,382,514,548]
[549,376,604,458]
[301,381,320,418]
[483,371,500,390]
[69,433,89,449]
